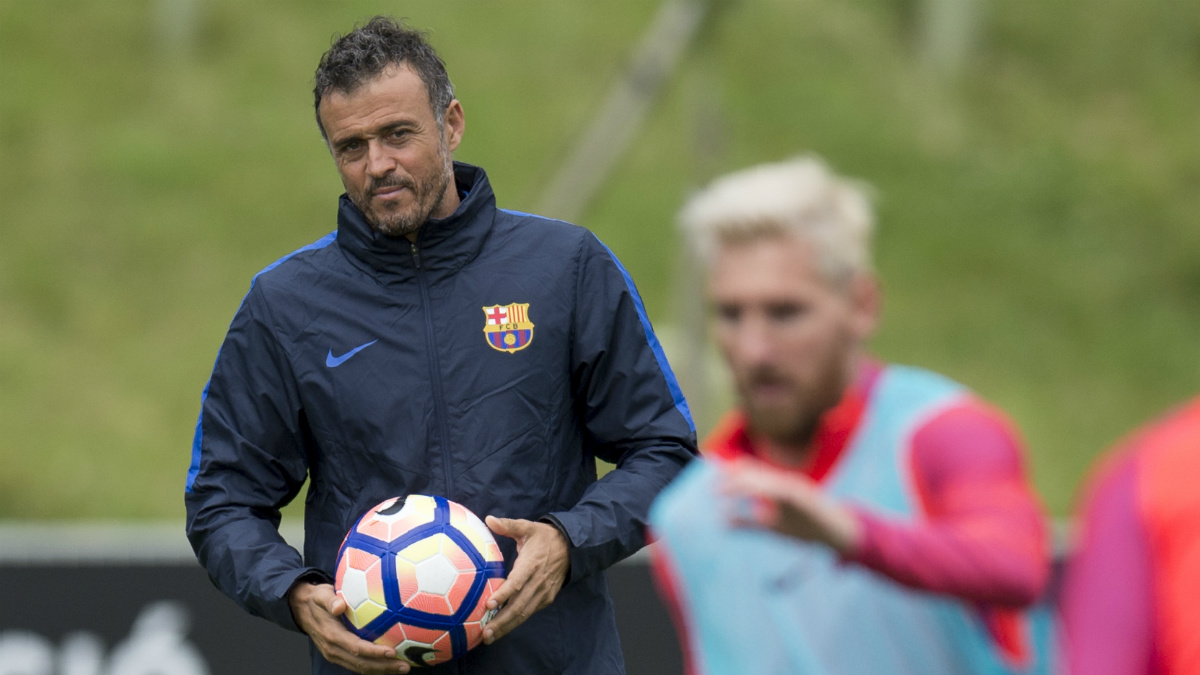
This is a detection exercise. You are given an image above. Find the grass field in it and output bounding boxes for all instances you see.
[1,0,1197,518]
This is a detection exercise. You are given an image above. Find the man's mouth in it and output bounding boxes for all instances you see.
[751,383,789,398]
[373,186,404,199]
[371,182,412,200]
[745,379,794,404]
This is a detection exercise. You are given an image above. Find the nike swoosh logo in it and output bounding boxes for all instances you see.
[326,340,378,368]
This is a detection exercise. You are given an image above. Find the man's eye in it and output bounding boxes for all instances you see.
[339,140,363,154]
[715,305,741,323]
[767,304,805,322]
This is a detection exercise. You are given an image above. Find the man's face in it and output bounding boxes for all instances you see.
[709,234,878,446]
[318,65,465,238]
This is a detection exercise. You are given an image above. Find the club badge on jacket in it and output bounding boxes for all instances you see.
[482,303,534,353]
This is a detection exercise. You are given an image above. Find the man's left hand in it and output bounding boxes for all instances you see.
[481,516,570,645]
[719,457,862,554]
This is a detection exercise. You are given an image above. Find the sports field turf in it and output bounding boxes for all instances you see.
[2,0,1197,518]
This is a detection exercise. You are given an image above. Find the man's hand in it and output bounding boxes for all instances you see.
[288,581,410,675]
[482,516,570,645]
[719,458,861,554]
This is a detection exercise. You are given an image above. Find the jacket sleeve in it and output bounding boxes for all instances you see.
[184,284,325,632]
[544,232,699,583]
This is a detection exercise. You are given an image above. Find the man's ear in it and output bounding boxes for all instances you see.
[443,99,465,152]
[848,273,881,341]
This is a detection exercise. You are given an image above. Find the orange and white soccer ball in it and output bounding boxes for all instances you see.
[334,495,506,667]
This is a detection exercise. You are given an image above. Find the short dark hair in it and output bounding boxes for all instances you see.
[313,16,455,140]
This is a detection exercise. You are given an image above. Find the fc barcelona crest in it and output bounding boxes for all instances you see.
[482,303,534,353]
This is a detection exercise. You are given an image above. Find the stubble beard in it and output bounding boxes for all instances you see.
[741,381,829,448]
[354,142,453,239]
[739,346,853,448]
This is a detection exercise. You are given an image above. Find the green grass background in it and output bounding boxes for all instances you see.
[1,0,1197,519]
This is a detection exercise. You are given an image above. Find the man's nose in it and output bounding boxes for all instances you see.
[734,319,775,367]
[365,139,395,177]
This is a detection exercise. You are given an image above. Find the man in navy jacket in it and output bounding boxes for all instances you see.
[184,17,696,675]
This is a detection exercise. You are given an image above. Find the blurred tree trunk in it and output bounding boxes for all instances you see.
[535,0,712,222]
[921,0,984,77]
[156,0,200,58]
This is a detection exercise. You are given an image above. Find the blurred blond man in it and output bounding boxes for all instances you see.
[649,157,1057,675]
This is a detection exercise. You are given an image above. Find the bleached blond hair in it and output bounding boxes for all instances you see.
[678,156,875,285]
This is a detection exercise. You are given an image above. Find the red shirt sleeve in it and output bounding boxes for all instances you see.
[845,400,1050,607]
[1060,450,1156,675]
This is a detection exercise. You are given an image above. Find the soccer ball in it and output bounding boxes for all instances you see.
[334,494,506,667]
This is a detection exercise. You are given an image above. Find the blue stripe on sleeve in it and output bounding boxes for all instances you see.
[593,235,696,432]
[185,383,212,491]
[186,231,337,492]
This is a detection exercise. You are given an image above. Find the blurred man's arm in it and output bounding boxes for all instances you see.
[721,400,1049,606]
[845,401,1049,606]
[1059,451,1154,675]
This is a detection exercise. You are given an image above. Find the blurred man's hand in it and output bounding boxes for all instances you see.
[720,457,861,553]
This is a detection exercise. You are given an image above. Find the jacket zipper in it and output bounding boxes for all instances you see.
[411,241,455,497]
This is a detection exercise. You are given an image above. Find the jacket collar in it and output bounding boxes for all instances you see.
[336,162,496,276]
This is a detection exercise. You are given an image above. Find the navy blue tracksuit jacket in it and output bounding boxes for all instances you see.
[185,163,698,674]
